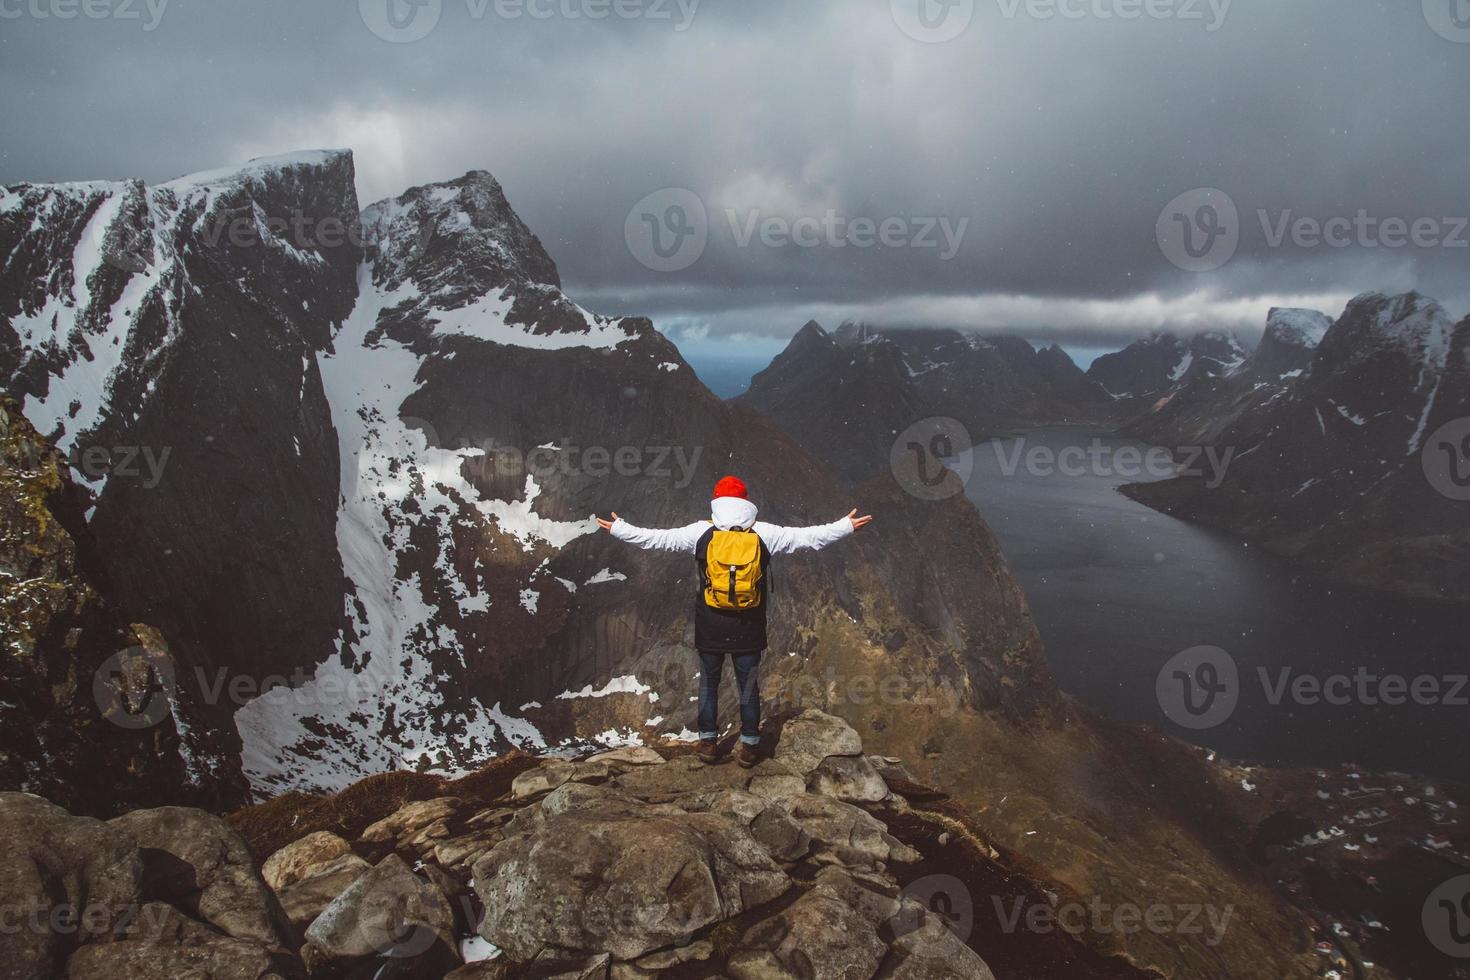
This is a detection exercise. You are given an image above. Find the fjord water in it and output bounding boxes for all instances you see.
[962,428,1470,783]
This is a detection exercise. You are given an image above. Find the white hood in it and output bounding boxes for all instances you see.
[711,496,758,530]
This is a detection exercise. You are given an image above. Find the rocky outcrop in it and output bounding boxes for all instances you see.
[0,397,242,814]
[0,792,299,980]
[1125,293,1470,601]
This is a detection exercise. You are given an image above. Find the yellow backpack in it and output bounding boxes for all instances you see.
[697,527,768,610]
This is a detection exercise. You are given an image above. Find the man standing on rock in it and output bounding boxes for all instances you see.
[597,477,872,768]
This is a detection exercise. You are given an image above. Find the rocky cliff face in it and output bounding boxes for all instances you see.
[739,321,1115,484]
[0,397,242,814]
[0,151,360,770]
[1125,293,1470,601]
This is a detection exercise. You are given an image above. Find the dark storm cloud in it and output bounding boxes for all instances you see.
[1,0,1465,343]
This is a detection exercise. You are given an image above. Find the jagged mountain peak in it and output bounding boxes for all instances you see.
[361,168,561,298]
[1264,307,1333,349]
[832,320,883,348]
[1322,290,1454,369]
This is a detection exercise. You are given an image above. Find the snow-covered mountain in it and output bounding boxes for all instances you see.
[1126,292,1470,601]
[1127,308,1331,447]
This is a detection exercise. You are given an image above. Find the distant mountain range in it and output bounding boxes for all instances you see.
[734,297,1468,602]
[1124,292,1469,602]
[738,320,1123,483]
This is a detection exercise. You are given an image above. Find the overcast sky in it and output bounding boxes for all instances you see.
[2,0,1466,351]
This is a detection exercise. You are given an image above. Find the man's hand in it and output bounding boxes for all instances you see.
[847,509,874,532]
[596,513,619,532]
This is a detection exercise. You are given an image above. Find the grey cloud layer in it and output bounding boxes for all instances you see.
[1,0,1464,340]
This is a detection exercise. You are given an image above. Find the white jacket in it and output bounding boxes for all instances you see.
[610,496,853,555]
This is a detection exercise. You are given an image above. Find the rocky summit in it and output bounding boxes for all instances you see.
[0,710,1175,980]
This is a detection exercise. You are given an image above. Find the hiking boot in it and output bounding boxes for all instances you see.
[736,743,761,769]
[696,739,721,764]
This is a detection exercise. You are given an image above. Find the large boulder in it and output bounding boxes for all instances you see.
[0,793,143,978]
[473,786,792,961]
[272,853,372,932]
[728,878,888,980]
[261,831,352,890]
[810,755,889,803]
[880,903,997,979]
[776,793,919,867]
[357,797,461,846]
[303,853,456,967]
[774,710,865,775]
[109,806,292,950]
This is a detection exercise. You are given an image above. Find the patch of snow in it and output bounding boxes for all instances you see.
[557,675,652,700]
[584,568,627,585]
[460,937,500,963]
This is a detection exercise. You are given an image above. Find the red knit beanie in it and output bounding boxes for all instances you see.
[712,476,748,500]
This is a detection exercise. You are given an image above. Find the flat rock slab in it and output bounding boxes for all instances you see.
[474,789,792,961]
[262,830,352,891]
[612,754,804,801]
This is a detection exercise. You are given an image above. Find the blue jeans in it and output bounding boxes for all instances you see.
[698,650,762,746]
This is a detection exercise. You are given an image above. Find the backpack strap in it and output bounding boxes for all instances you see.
[695,524,716,595]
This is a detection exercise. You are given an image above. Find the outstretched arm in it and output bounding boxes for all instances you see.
[597,513,708,554]
[754,509,873,555]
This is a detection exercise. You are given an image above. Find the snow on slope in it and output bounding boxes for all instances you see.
[234,266,617,791]
[5,151,353,495]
